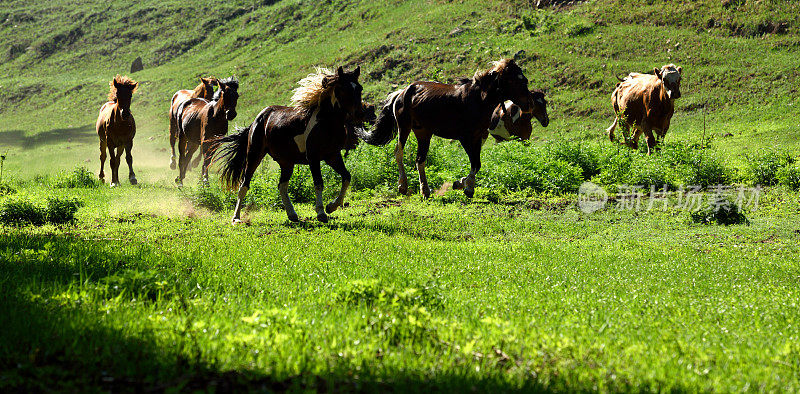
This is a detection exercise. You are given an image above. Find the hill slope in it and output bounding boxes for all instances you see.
[0,0,798,178]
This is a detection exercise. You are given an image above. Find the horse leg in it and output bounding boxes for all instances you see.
[607,117,618,142]
[395,127,411,195]
[232,149,266,224]
[276,164,298,222]
[125,142,137,185]
[191,151,202,169]
[109,145,123,187]
[643,125,656,155]
[309,160,328,223]
[99,139,107,182]
[415,136,431,198]
[200,140,212,184]
[324,153,350,214]
[454,140,481,198]
[175,133,187,186]
[180,142,199,184]
[169,115,178,170]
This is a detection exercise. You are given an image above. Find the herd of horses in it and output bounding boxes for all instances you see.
[95,58,683,223]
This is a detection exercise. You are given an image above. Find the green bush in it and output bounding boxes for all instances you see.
[744,150,794,186]
[691,196,748,226]
[481,142,583,193]
[54,166,101,188]
[0,183,16,196]
[776,161,800,189]
[546,140,601,179]
[0,197,80,225]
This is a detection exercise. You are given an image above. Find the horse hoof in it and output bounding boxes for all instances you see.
[129,177,138,185]
[175,179,183,188]
[169,159,176,170]
[110,182,119,188]
[317,213,329,223]
[421,188,431,199]
[325,203,337,214]
[232,218,243,225]
[288,213,300,223]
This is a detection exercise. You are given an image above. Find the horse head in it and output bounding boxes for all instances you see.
[215,77,239,120]
[493,58,533,113]
[529,89,549,127]
[323,66,363,120]
[111,75,138,120]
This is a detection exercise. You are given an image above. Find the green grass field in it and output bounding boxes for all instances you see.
[2,0,800,391]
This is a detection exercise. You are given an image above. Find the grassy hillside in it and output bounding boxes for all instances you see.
[3,0,800,391]
[1,0,799,179]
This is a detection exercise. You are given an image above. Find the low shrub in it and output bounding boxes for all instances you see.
[744,150,794,186]
[54,166,101,188]
[690,196,748,225]
[776,161,800,189]
[0,183,16,196]
[0,197,81,225]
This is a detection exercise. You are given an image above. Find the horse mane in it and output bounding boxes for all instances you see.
[472,58,516,82]
[219,76,239,91]
[108,75,138,102]
[290,67,337,109]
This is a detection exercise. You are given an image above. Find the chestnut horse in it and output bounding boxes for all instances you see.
[96,75,139,187]
[169,77,217,170]
[214,66,363,224]
[355,58,534,198]
[174,77,239,186]
[487,89,549,142]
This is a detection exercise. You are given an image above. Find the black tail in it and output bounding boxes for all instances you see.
[354,90,401,146]
[212,125,250,191]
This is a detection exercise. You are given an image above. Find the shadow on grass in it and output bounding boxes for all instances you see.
[0,232,579,392]
[0,124,95,149]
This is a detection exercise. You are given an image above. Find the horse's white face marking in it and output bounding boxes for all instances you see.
[294,108,320,153]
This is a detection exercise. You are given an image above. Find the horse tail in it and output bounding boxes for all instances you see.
[175,99,191,134]
[354,88,404,146]
[213,124,251,191]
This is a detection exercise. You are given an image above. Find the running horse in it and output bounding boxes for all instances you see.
[355,58,534,198]
[214,66,363,224]
[96,75,139,187]
[174,77,239,186]
[169,77,217,170]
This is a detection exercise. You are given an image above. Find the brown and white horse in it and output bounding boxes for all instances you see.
[96,75,139,187]
[174,77,239,186]
[487,89,549,142]
[355,58,534,198]
[213,66,363,224]
[169,77,217,169]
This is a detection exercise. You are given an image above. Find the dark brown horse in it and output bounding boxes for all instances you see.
[355,58,534,198]
[96,75,139,187]
[174,77,239,186]
[487,89,549,142]
[214,67,363,224]
[169,77,217,170]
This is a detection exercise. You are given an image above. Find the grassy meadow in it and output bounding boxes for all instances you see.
[2,0,800,391]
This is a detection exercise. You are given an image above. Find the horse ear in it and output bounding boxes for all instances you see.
[654,67,662,78]
[113,78,121,89]
[353,66,360,79]
[337,66,344,77]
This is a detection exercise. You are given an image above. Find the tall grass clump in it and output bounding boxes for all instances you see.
[480,142,583,193]
[54,166,101,188]
[776,161,800,189]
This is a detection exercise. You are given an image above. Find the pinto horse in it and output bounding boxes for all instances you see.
[174,77,239,186]
[96,75,139,187]
[487,89,549,142]
[214,66,363,224]
[355,58,534,198]
[169,77,217,170]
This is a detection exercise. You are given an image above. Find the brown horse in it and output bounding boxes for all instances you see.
[169,77,217,170]
[96,75,139,187]
[355,58,534,198]
[174,77,239,186]
[487,89,549,142]
[214,66,363,224]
